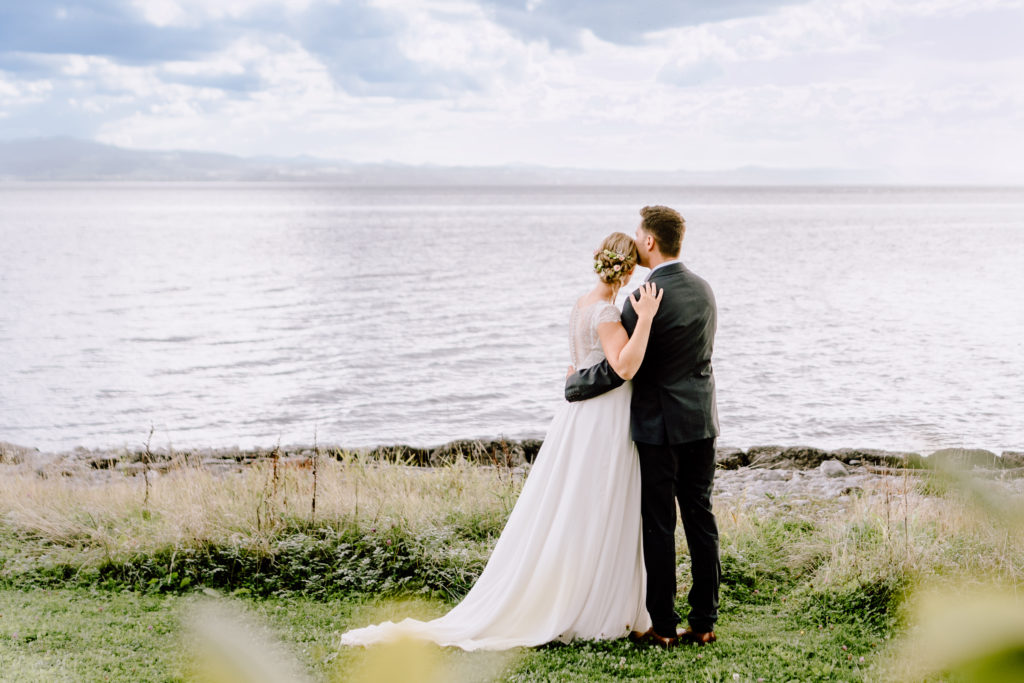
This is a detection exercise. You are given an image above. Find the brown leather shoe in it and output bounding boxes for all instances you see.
[629,627,679,649]
[627,628,649,644]
[677,627,717,645]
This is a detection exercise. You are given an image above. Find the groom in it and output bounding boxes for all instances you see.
[565,205,721,647]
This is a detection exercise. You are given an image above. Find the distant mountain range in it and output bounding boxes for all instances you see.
[0,137,888,185]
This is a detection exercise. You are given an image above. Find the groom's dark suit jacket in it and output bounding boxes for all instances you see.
[565,262,719,445]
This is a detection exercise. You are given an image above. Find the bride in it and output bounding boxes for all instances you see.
[341,232,663,650]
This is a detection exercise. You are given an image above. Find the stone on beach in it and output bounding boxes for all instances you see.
[753,469,792,481]
[745,445,786,468]
[742,445,835,470]
[780,446,833,469]
[830,447,924,469]
[715,447,747,470]
[427,439,529,467]
[1002,451,1024,467]
[0,441,38,465]
[820,460,849,478]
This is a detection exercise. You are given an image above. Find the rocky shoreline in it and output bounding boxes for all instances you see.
[3,439,1023,504]
[2,438,1022,477]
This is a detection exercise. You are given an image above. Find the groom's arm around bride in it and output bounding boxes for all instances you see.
[564,254,719,444]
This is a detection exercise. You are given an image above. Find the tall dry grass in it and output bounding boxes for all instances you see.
[2,455,1021,593]
[0,455,521,563]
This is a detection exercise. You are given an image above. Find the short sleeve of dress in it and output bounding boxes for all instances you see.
[596,303,621,325]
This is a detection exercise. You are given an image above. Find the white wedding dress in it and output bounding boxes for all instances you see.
[340,300,651,650]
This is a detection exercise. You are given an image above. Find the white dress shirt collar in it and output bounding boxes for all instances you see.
[646,259,681,280]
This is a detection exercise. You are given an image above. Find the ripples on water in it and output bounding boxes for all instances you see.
[1,184,1022,453]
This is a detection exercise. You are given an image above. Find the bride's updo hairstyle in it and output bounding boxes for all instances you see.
[593,232,638,285]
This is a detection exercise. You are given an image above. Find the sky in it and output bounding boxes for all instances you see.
[1,0,1023,181]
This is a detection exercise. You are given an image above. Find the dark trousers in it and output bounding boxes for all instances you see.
[637,437,720,636]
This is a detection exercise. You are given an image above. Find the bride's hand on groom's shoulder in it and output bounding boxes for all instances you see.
[566,365,576,378]
[630,282,664,319]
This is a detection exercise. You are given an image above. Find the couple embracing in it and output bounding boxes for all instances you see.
[342,205,720,650]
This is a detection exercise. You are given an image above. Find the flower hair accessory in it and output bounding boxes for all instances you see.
[593,248,630,280]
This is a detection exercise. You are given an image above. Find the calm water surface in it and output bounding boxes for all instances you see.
[1,184,1022,453]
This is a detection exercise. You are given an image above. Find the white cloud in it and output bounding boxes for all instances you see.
[0,72,53,105]
[130,0,318,25]
[131,0,188,27]
[92,36,360,152]
[2,0,1022,180]
[390,3,523,74]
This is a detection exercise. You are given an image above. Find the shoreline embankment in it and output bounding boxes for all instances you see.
[2,439,1022,478]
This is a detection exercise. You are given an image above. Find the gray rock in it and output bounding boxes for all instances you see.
[521,439,543,463]
[483,439,530,467]
[820,460,849,478]
[279,455,310,468]
[741,484,767,498]
[122,446,175,463]
[32,454,76,478]
[87,456,120,470]
[510,465,531,482]
[752,469,791,482]
[781,446,831,468]
[715,447,748,470]
[0,441,39,465]
[118,459,180,475]
[746,445,786,468]
[428,440,490,466]
[831,447,924,468]
[999,451,1024,468]
[118,462,147,476]
[428,439,527,467]
[366,444,434,466]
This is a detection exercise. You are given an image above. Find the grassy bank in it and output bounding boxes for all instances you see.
[1,456,1022,681]
[0,587,896,682]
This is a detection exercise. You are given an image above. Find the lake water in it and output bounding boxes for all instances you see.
[1,183,1022,454]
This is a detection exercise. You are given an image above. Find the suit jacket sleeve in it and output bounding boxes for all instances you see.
[564,359,625,402]
[563,294,638,402]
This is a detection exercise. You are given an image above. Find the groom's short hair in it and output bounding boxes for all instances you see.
[640,205,685,256]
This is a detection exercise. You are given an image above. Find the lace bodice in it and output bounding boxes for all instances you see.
[569,300,621,369]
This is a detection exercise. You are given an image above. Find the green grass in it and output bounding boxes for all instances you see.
[0,588,189,682]
[0,587,892,682]
[0,512,899,681]
[1,460,1021,681]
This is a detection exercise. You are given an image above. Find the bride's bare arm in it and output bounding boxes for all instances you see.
[597,283,663,380]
